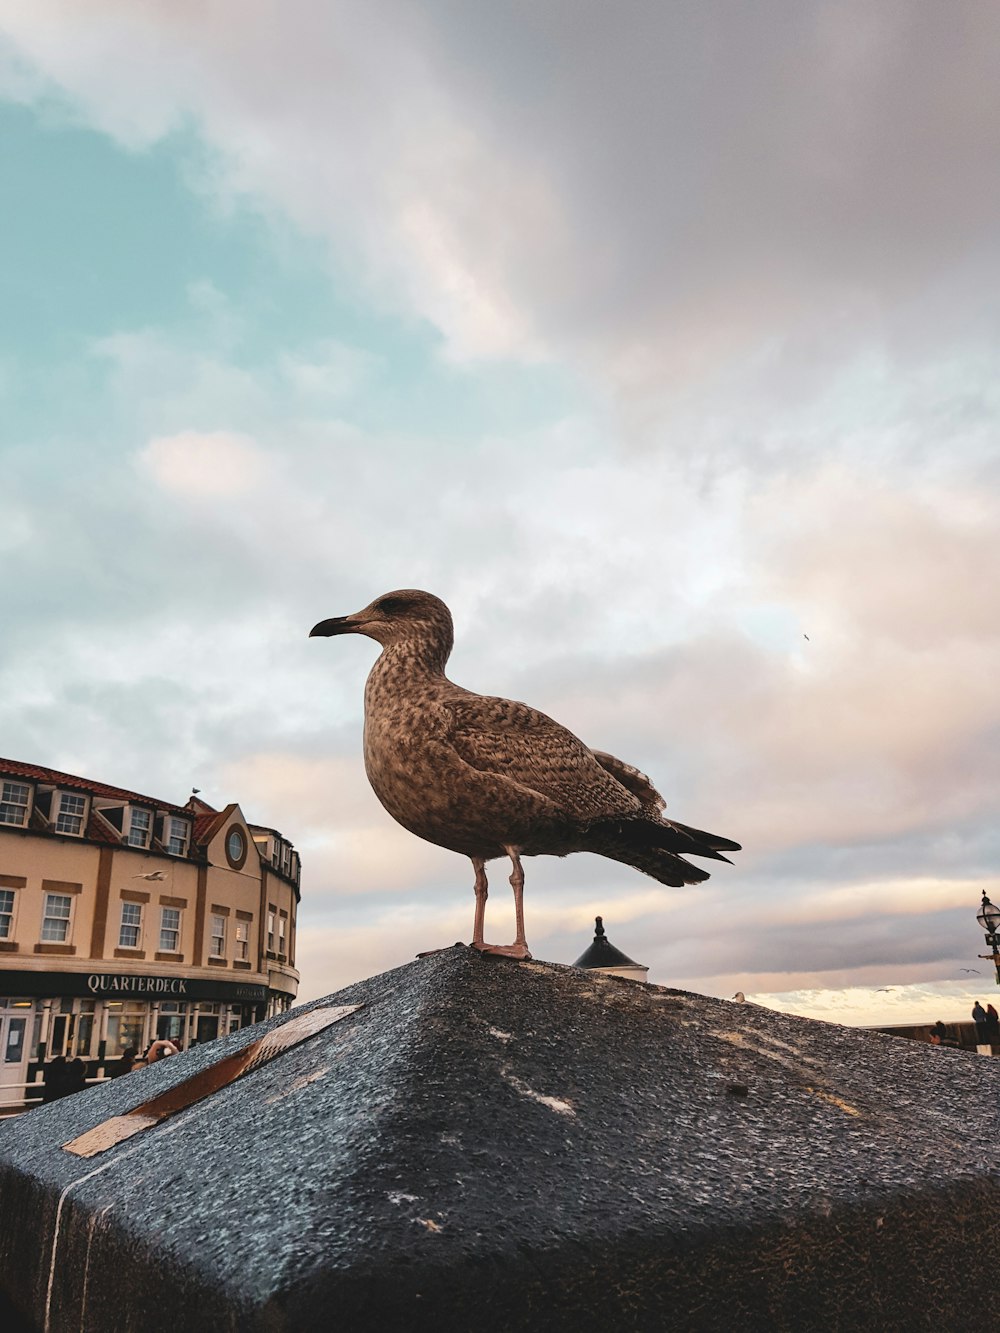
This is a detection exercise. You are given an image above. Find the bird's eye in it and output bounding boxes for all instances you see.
[375,597,410,616]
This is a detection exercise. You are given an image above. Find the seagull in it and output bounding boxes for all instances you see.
[961,968,981,974]
[133,871,167,881]
[310,589,740,959]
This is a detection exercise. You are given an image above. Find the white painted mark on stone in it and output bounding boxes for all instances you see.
[45,1095,221,1333]
[387,1192,419,1205]
[77,1203,112,1332]
[488,1027,512,1041]
[503,1072,576,1116]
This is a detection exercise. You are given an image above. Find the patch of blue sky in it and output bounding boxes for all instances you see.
[0,101,587,450]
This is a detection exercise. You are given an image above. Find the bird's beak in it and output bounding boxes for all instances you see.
[309,614,362,638]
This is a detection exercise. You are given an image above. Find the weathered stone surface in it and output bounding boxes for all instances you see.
[1,946,998,1331]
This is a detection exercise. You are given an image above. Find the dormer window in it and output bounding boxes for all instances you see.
[127,808,152,848]
[54,792,87,836]
[0,781,30,827]
[165,817,190,857]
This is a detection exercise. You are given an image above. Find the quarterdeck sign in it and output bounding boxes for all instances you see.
[0,969,268,1004]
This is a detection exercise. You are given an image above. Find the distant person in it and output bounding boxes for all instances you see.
[146,1037,180,1063]
[65,1058,88,1095]
[972,1001,989,1044]
[41,1055,69,1103]
[987,1004,1000,1044]
[110,1046,137,1078]
[930,1021,948,1046]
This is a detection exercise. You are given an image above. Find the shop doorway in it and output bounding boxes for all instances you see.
[196,1015,219,1044]
[0,1009,29,1101]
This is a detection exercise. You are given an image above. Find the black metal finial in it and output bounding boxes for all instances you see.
[594,916,605,938]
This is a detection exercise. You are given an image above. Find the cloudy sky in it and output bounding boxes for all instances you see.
[2,2,999,1024]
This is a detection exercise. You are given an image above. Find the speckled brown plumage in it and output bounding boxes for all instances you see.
[310,590,740,959]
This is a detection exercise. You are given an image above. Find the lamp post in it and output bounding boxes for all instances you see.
[976,892,1000,985]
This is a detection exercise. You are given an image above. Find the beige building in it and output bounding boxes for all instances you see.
[0,756,300,1110]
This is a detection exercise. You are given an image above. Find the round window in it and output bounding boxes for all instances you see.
[226,827,247,868]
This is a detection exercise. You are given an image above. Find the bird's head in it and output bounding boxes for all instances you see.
[309,589,454,658]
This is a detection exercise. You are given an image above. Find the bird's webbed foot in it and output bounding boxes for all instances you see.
[470,941,533,961]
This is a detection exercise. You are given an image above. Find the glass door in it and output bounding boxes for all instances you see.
[0,1013,29,1095]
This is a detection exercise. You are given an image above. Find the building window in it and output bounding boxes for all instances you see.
[55,792,87,836]
[106,1002,146,1057]
[119,902,143,949]
[41,893,72,943]
[234,920,249,961]
[127,808,152,848]
[209,914,226,958]
[278,914,287,955]
[226,827,246,868]
[0,889,14,938]
[159,907,181,952]
[166,818,189,857]
[267,908,276,952]
[0,781,30,827]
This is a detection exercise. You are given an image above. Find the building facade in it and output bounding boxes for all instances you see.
[0,757,301,1109]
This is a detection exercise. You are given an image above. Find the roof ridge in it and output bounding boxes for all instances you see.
[0,755,190,814]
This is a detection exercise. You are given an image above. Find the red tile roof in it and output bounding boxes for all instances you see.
[193,810,229,846]
[0,757,190,815]
[86,808,124,847]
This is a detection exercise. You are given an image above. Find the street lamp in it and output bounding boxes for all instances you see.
[976,892,1000,985]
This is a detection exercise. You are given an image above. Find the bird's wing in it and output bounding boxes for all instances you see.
[591,751,666,814]
[442,695,639,823]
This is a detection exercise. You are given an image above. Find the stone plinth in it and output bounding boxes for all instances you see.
[1,946,998,1331]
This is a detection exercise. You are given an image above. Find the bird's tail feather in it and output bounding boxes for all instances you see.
[588,836,712,888]
[666,819,741,855]
[584,816,740,887]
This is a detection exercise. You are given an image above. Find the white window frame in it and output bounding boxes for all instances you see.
[159,906,181,953]
[118,901,143,949]
[234,920,250,961]
[267,908,276,952]
[166,817,190,857]
[41,893,73,943]
[0,781,30,827]
[127,807,152,848]
[54,791,87,836]
[209,914,226,959]
[278,913,287,955]
[0,888,15,939]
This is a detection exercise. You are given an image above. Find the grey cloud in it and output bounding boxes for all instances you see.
[6,2,1000,386]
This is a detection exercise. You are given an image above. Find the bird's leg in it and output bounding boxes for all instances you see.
[471,856,488,947]
[471,847,531,960]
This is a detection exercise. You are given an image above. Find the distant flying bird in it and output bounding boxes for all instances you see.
[310,590,740,959]
[961,968,981,974]
[133,871,167,881]
[803,634,810,641]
